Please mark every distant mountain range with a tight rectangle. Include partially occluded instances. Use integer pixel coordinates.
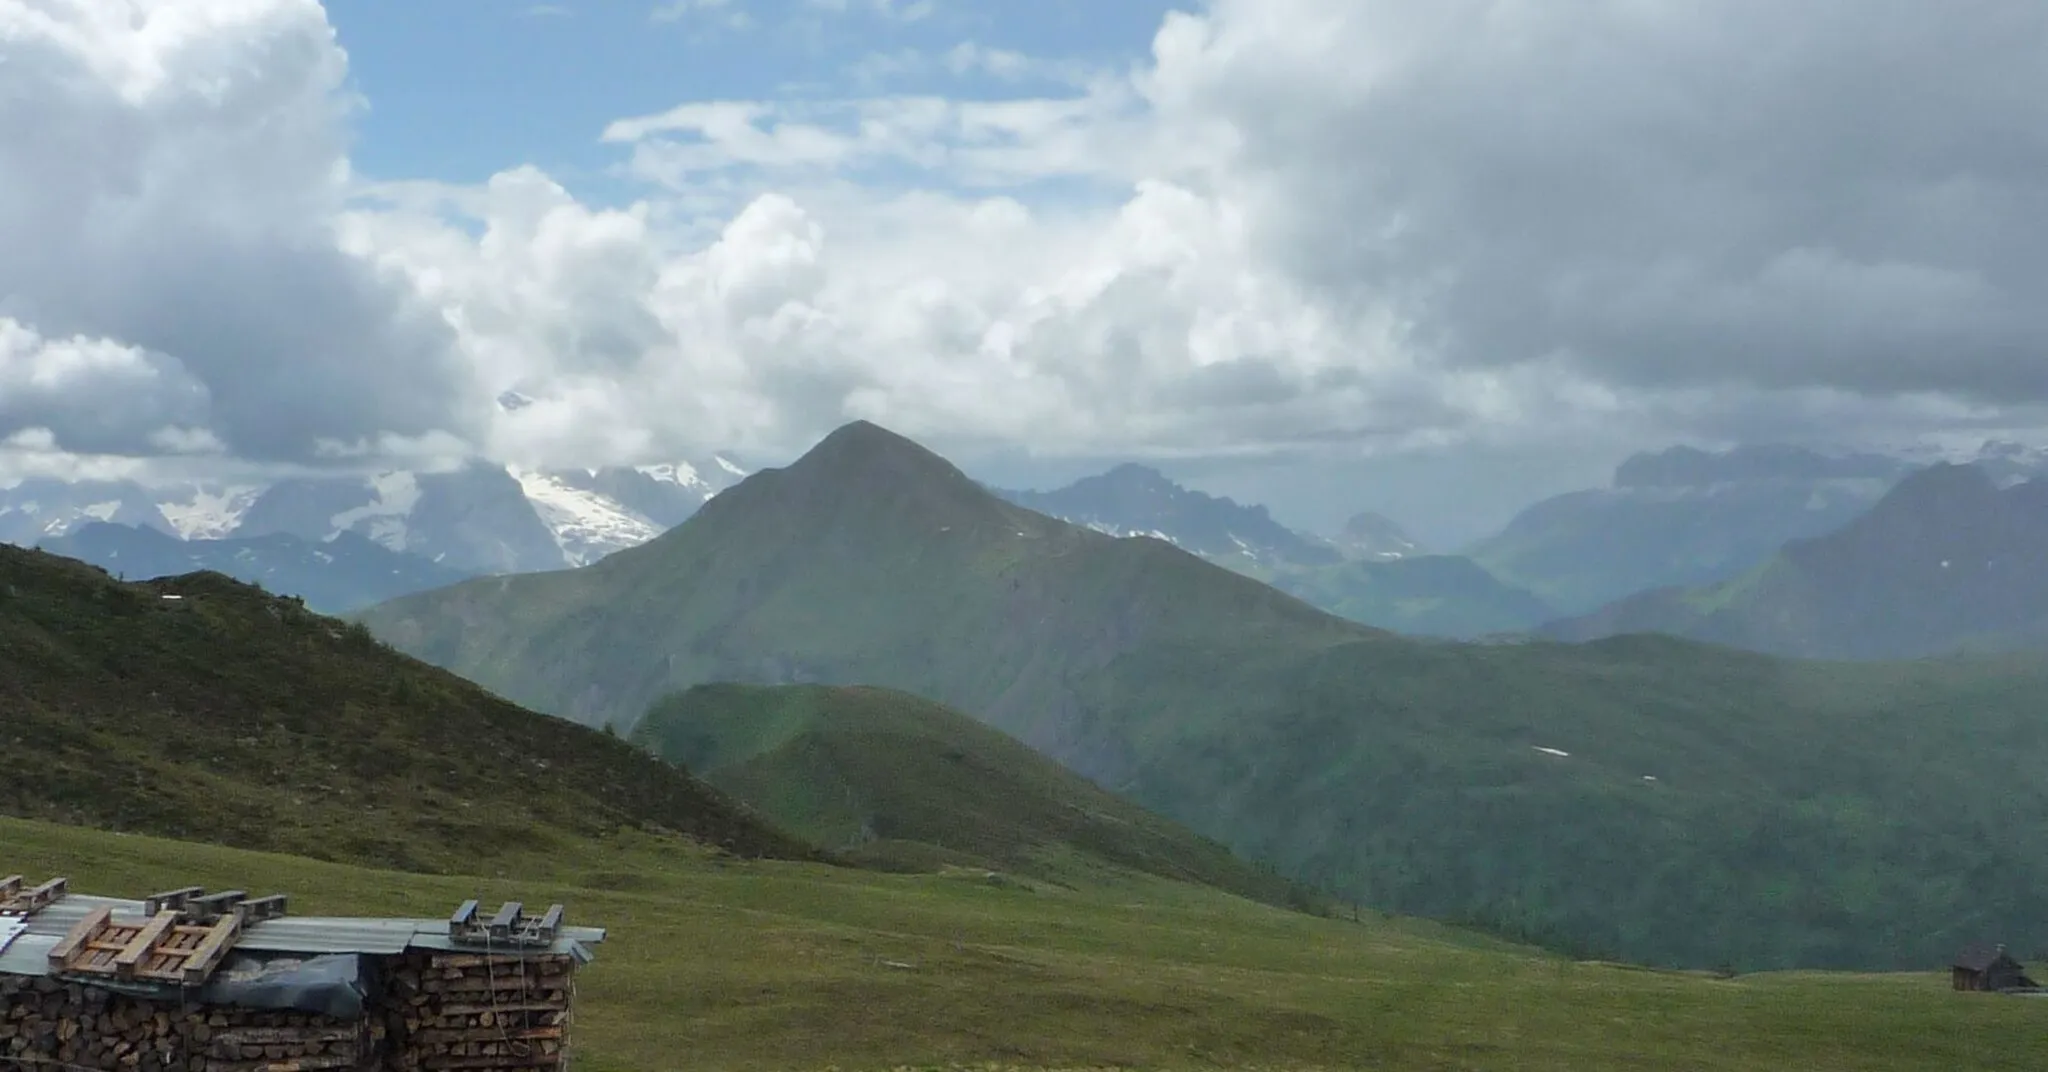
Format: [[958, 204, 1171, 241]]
[[1542, 463, 2048, 659], [1469, 441, 2048, 617], [39, 521, 474, 614], [996, 464, 1353, 569], [994, 465, 1549, 637], [358, 419, 2048, 971], [1468, 445, 1916, 615], [14, 436, 2048, 644], [0, 455, 748, 579]]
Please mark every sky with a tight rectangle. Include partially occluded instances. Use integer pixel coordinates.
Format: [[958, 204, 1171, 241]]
[[1, 1, 2044, 547]]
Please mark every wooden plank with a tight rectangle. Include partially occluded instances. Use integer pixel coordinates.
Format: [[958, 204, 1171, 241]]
[[211, 1026, 362, 1046], [429, 953, 568, 970], [207, 1056, 359, 1072], [134, 924, 215, 982], [237, 893, 289, 922], [46, 906, 110, 969], [425, 1004, 569, 1020], [180, 912, 243, 984], [488, 901, 525, 938], [113, 910, 180, 978], [189, 889, 247, 918], [145, 886, 205, 916], [414, 1025, 565, 1044], [0, 876, 21, 899]]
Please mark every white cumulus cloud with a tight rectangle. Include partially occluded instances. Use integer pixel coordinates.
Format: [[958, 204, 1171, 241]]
[[5, 0, 2046, 484]]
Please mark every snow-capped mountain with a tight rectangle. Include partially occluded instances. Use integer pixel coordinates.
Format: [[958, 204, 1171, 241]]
[[1, 455, 751, 576], [1333, 511, 1423, 560], [234, 456, 749, 573], [996, 463, 1346, 569], [0, 478, 263, 547], [509, 462, 735, 568]]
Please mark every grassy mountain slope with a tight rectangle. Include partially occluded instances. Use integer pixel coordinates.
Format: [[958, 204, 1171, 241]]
[[0, 544, 809, 871], [634, 683, 1309, 905], [363, 420, 1366, 756], [360, 421, 2048, 971], [14, 816, 2047, 1072], [1543, 464, 2048, 659], [1073, 632, 2048, 968], [1261, 553, 1554, 638]]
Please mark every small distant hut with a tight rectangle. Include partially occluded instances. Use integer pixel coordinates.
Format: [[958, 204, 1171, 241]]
[[1951, 944, 2036, 993], [0, 875, 604, 1071]]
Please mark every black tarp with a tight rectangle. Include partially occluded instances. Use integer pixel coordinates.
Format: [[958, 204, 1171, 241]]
[[201, 953, 371, 1019], [56, 952, 371, 1019]]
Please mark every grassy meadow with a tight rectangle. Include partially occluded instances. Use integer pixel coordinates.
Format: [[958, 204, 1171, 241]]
[[6, 816, 2041, 1072]]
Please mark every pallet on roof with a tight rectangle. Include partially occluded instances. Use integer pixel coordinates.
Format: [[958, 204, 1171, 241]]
[[0, 875, 69, 916], [448, 901, 567, 949], [3, 879, 599, 1072], [47, 886, 289, 986]]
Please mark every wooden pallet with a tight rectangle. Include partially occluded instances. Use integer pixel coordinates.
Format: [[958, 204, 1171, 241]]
[[447, 900, 565, 949], [0, 875, 69, 917], [46, 886, 289, 986]]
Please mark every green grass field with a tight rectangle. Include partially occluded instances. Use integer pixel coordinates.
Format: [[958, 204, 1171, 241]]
[[6, 816, 2040, 1072]]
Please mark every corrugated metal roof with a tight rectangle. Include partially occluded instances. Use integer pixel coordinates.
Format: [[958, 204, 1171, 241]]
[[0, 894, 605, 976], [240, 918, 424, 956], [0, 934, 56, 978], [0, 917, 29, 959], [19, 894, 138, 937]]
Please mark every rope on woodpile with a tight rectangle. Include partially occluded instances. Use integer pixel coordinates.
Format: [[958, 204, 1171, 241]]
[[481, 936, 532, 1061]]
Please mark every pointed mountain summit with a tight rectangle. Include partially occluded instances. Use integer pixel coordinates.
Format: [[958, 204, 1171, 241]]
[[697, 419, 1019, 541], [365, 419, 1365, 756]]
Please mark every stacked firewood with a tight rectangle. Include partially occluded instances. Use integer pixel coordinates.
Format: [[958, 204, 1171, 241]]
[[0, 974, 376, 1072], [384, 953, 573, 1072]]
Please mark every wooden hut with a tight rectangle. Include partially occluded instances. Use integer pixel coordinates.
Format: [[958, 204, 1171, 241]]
[[1951, 944, 2036, 993]]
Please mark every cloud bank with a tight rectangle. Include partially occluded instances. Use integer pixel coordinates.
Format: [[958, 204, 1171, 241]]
[[3, 0, 2044, 481]]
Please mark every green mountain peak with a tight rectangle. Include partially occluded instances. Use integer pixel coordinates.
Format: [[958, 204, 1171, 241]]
[[360, 426, 2048, 971]]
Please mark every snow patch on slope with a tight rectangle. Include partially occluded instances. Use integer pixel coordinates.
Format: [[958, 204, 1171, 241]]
[[635, 462, 714, 495], [158, 485, 262, 540], [329, 472, 421, 551], [715, 456, 748, 478], [1078, 519, 1184, 545], [512, 468, 663, 566]]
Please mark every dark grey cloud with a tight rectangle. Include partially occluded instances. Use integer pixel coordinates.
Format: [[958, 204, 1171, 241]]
[[1172, 0, 2048, 407]]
